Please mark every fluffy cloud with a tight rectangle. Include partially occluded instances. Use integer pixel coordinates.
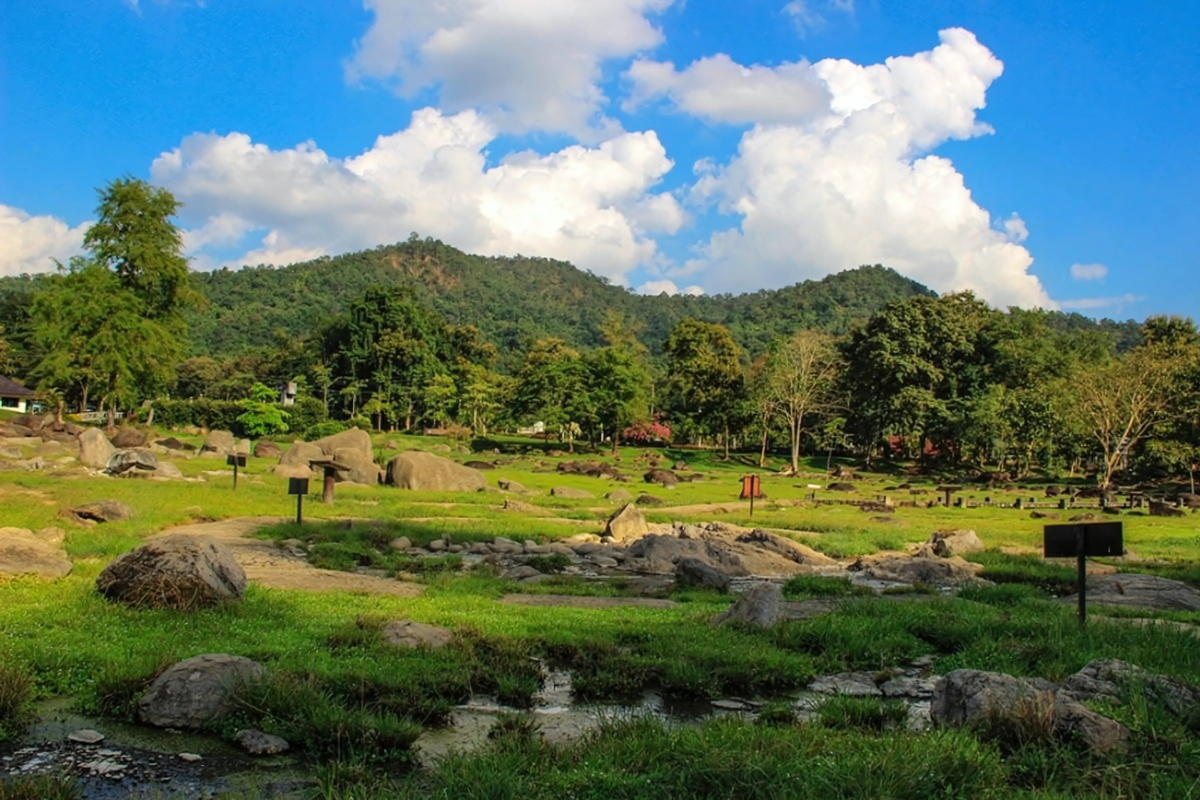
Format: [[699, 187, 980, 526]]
[[0, 205, 89, 277], [151, 108, 682, 283], [1070, 262, 1108, 281], [345, 0, 673, 138], [624, 54, 830, 125], [636, 279, 703, 296], [676, 29, 1051, 308]]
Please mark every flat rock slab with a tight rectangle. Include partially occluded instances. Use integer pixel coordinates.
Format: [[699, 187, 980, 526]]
[[1074, 573, 1200, 612], [148, 517, 423, 597], [499, 594, 678, 609]]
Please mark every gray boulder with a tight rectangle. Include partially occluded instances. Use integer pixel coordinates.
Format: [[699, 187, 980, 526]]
[[110, 426, 148, 448], [550, 486, 594, 499], [713, 582, 784, 627], [234, 729, 290, 755], [278, 440, 324, 469], [676, 557, 731, 591], [0, 527, 72, 578], [201, 430, 236, 456], [313, 427, 372, 458], [847, 553, 985, 587], [931, 669, 1129, 755], [606, 489, 633, 503], [386, 452, 487, 492], [333, 446, 382, 485], [78, 427, 117, 469], [603, 503, 648, 541], [253, 440, 282, 459], [920, 529, 985, 558], [68, 499, 133, 523], [138, 654, 263, 729], [1063, 658, 1200, 715], [380, 620, 453, 649], [96, 534, 247, 610], [106, 449, 159, 475], [1081, 574, 1200, 612], [643, 469, 677, 488]]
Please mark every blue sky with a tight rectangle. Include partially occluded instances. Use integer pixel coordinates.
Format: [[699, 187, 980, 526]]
[[2, 0, 1197, 319]]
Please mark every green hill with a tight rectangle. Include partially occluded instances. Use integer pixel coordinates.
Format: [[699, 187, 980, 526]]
[[0, 236, 1143, 363], [185, 237, 938, 359]]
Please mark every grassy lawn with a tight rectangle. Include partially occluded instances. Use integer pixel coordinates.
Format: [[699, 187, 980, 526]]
[[3, 433, 1200, 797]]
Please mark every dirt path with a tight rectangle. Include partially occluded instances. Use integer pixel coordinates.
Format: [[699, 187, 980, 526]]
[[149, 517, 423, 596]]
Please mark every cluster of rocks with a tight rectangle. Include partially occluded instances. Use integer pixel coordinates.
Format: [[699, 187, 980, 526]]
[[930, 658, 1200, 754]]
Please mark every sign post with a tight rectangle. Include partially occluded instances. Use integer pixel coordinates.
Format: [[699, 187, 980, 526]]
[[1043, 521, 1124, 625], [226, 454, 247, 490], [740, 474, 763, 516], [288, 478, 309, 524]]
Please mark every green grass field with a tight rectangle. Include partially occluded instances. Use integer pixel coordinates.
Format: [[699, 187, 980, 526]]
[[2, 431, 1200, 797]]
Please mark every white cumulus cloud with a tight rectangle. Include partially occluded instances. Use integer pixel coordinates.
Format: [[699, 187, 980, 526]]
[[624, 54, 831, 125], [783, 0, 855, 36], [674, 28, 1051, 308], [0, 205, 90, 277], [345, 0, 673, 139], [1058, 293, 1142, 311], [636, 279, 703, 296], [151, 108, 682, 284], [1070, 262, 1108, 281]]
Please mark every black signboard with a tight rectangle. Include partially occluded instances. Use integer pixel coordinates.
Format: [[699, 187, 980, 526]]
[[288, 478, 310, 495], [1043, 522, 1123, 558], [1043, 521, 1124, 625], [226, 454, 247, 468]]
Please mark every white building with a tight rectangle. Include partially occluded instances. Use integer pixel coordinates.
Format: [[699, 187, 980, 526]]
[[0, 376, 36, 414]]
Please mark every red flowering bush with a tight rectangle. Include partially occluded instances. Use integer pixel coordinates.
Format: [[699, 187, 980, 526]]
[[622, 416, 671, 445]]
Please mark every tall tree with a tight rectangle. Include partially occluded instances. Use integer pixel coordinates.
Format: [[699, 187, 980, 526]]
[[764, 330, 841, 472], [585, 345, 652, 455], [1070, 347, 1177, 486], [512, 339, 590, 452], [664, 319, 745, 457]]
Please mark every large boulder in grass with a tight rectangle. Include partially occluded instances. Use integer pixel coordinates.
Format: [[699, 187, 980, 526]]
[[386, 451, 487, 492], [713, 583, 784, 627], [333, 446, 383, 485], [314, 428, 373, 459], [1079, 574, 1200, 612], [1062, 659, 1200, 716], [932, 669, 1130, 755], [68, 499, 133, 523], [78, 427, 117, 469], [603, 503, 648, 542], [381, 620, 454, 649], [202, 430, 236, 456], [847, 553, 985, 587], [551, 486, 594, 499], [138, 654, 263, 729], [643, 469, 677, 488], [0, 527, 72, 578], [109, 426, 148, 448], [917, 529, 985, 559], [106, 449, 158, 475], [96, 535, 246, 610], [676, 557, 731, 592], [278, 441, 324, 469], [253, 440, 282, 459]]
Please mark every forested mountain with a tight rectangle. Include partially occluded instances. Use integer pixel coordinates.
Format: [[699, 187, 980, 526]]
[[1, 235, 1143, 364]]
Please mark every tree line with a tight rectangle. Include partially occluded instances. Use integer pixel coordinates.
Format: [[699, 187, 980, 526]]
[[1, 179, 1191, 487]]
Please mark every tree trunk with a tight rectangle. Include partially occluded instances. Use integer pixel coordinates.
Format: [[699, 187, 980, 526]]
[[80, 384, 89, 415], [790, 415, 803, 473], [723, 425, 730, 460], [758, 423, 769, 468]]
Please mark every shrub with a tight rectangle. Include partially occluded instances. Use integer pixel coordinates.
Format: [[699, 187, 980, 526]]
[[305, 420, 349, 440], [288, 395, 328, 435], [782, 575, 861, 598], [488, 711, 541, 742], [0, 775, 78, 800], [623, 415, 671, 445], [0, 664, 32, 742], [236, 382, 290, 437], [817, 696, 909, 732], [524, 554, 571, 574]]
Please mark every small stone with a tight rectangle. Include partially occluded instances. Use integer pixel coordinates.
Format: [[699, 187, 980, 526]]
[[389, 536, 412, 550], [711, 699, 750, 710], [178, 753, 202, 762], [68, 729, 105, 744], [428, 539, 448, 552], [234, 728, 290, 755], [503, 565, 542, 580]]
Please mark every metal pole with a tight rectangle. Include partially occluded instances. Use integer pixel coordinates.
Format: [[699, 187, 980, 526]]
[[296, 493, 303, 526], [750, 492, 754, 517], [233, 461, 239, 491], [1077, 525, 1087, 626]]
